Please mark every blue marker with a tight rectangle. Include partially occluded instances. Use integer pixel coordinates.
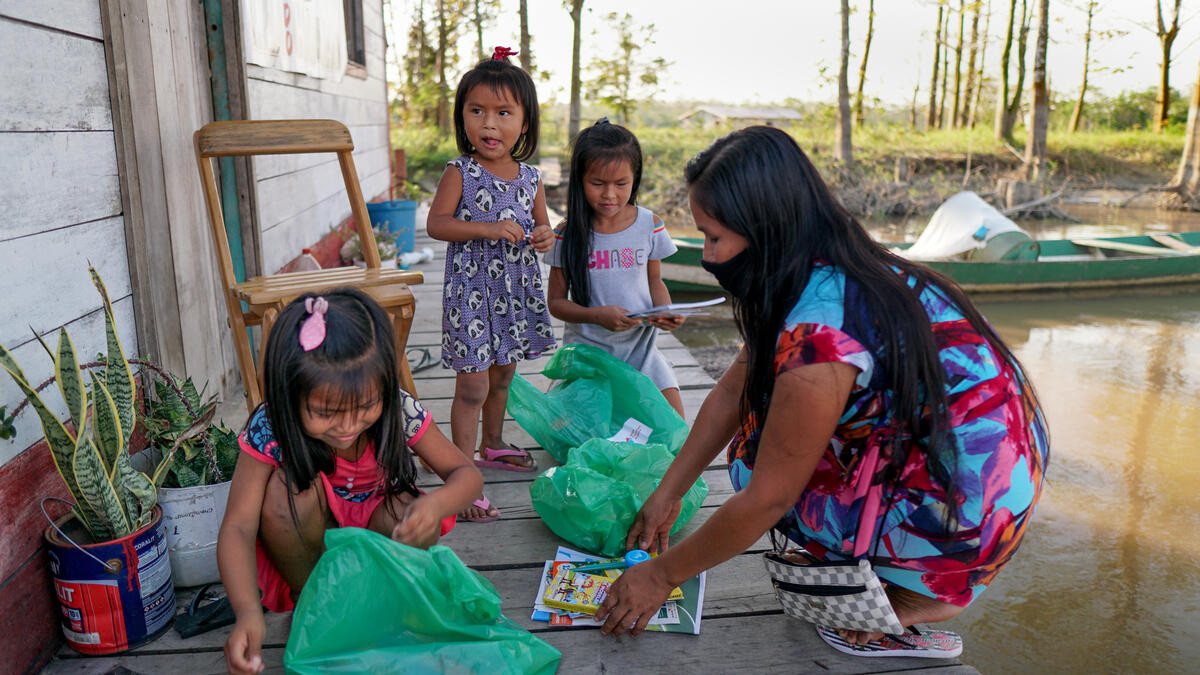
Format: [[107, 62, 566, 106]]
[[570, 549, 651, 573]]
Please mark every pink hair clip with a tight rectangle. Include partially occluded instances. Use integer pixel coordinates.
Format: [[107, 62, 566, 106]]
[[493, 46, 518, 60], [298, 296, 329, 351]]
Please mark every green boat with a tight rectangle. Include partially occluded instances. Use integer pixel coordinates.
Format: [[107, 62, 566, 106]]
[[662, 192, 1200, 295]]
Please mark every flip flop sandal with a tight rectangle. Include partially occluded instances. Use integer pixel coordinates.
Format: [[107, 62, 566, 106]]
[[175, 583, 236, 638], [462, 495, 500, 523], [407, 347, 437, 374], [474, 445, 537, 472], [815, 625, 963, 659]]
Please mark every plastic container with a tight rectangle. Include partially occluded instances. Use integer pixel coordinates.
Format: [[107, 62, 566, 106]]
[[158, 479, 232, 586], [294, 248, 322, 271], [366, 200, 417, 254]]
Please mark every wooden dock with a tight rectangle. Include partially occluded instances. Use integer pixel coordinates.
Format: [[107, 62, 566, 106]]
[[43, 228, 976, 673]]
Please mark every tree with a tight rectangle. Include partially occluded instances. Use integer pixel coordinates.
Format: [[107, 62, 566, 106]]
[[968, 0, 991, 128], [853, 0, 876, 128], [927, 2, 944, 130], [470, 0, 500, 63], [836, 0, 853, 162], [1068, 0, 1097, 133], [960, 0, 981, 127], [1024, 0, 1049, 182], [951, 0, 965, 128], [566, 0, 585, 143], [1167, 58, 1200, 204], [939, 7, 951, 127], [398, 0, 439, 126], [997, 0, 1031, 142], [1154, 0, 1183, 133], [519, 0, 531, 74], [586, 12, 670, 125]]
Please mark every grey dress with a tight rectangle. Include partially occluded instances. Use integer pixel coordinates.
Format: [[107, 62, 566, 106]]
[[545, 206, 679, 390]]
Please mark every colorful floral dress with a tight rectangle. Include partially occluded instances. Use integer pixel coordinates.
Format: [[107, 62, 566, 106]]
[[728, 263, 1049, 607], [440, 156, 556, 372]]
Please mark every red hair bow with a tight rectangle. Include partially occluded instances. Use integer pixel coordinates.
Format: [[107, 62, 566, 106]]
[[492, 46, 519, 60]]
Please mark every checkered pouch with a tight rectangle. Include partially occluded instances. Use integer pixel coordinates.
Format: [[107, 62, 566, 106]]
[[762, 551, 905, 635]]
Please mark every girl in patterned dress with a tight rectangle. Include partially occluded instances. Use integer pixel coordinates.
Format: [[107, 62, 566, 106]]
[[428, 47, 556, 522], [217, 289, 483, 674], [596, 127, 1048, 658]]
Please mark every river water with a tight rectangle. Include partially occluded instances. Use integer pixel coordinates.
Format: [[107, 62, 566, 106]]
[[670, 205, 1200, 672]]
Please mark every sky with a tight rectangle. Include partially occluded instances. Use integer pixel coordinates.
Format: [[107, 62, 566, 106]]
[[389, 0, 1200, 107]]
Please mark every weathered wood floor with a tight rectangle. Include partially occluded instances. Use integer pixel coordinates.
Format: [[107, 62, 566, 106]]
[[43, 228, 976, 674]]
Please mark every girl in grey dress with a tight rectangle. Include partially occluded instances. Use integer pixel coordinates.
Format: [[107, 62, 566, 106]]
[[546, 119, 685, 417]]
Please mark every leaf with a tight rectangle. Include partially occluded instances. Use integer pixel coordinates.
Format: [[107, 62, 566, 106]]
[[55, 329, 87, 435], [169, 459, 204, 489], [73, 432, 127, 540], [0, 342, 99, 535], [90, 266, 136, 449], [88, 372, 121, 480], [115, 450, 157, 529]]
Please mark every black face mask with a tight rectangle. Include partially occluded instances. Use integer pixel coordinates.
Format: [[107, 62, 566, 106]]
[[700, 248, 754, 297]]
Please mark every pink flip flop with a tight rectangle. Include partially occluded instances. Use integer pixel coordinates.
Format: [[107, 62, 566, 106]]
[[462, 495, 500, 523], [474, 445, 537, 472]]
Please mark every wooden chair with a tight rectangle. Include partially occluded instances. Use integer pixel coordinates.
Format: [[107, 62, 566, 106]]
[[194, 119, 424, 412]]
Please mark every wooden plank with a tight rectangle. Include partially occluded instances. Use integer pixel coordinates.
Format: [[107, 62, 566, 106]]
[[0, 445, 72, 582], [0, 0, 105, 39], [0, 552, 62, 675], [1070, 238, 1187, 257], [254, 146, 389, 230], [245, 76, 386, 128], [1149, 233, 1200, 254], [0, 132, 122, 240], [44, 648, 287, 673], [195, 119, 353, 157], [0, 216, 132, 348], [0, 20, 112, 132], [250, 123, 386, 182]]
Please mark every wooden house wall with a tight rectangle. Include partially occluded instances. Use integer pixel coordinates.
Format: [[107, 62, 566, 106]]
[[246, 0, 391, 274]]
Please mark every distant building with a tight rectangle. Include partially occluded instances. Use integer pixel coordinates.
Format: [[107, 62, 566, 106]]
[[678, 105, 804, 129]]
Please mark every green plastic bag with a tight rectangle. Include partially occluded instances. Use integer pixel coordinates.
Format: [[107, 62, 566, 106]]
[[284, 528, 561, 674], [529, 438, 708, 557], [507, 343, 690, 462]]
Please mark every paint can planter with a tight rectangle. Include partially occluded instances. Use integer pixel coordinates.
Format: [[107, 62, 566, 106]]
[[157, 479, 232, 586], [44, 504, 175, 655], [366, 200, 417, 254]]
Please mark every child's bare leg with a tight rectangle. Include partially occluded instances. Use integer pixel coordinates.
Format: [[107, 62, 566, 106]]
[[837, 585, 964, 645], [479, 362, 532, 468], [258, 469, 334, 602], [450, 370, 495, 519], [661, 387, 685, 418], [366, 491, 440, 547]]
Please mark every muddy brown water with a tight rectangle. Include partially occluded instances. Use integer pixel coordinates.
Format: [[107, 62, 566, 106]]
[[670, 205, 1200, 672]]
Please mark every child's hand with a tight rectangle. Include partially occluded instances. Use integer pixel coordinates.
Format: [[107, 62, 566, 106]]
[[485, 220, 526, 243], [647, 314, 685, 331], [529, 224, 554, 252], [224, 614, 266, 674], [594, 306, 643, 332], [391, 495, 442, 549]]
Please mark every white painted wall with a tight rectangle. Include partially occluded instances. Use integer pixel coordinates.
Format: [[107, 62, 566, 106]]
[[0, 1, 139, 466], [245, 0, 391, 273]]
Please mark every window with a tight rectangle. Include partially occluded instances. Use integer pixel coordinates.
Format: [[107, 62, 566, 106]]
[[343, 0, 365, 67]]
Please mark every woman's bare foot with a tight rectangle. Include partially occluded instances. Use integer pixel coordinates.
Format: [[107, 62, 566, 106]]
[[837, 585, 963, 645]]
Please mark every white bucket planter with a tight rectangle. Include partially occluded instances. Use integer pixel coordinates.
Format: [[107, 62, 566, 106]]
[[131, 450, 232, 587], [158, 479, 231, 587]]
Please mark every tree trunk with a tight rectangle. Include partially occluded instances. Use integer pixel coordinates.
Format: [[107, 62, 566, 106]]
[[911, 64, 921, 130], [961, 0, 981, 127], [939, 7, 951, 128], [568, 0, 584, 143], [969, 0, 991, 128], [519, 0, 531, 73], [435, 0, 450, 132], [1024, 0, 1049, 183], [994, 0, 1016, 140], [836, 0, 854, 163], [1067, 0, 1094, 133], [473, 0, 484, 62], [853, 0, 875, 128], [927, 3, 944, 130], [951, 1, 965, 128], [1001, 0, 1030, 141], [1169, 58, 1200, 200], [1154, 0, 1182, 134]]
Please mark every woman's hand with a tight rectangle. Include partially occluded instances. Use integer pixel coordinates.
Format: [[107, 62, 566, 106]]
[[529, 224, 554, 252], [594, 559, 674, 636], [485, 220, 526, 243], [391, 494, 442, 549], [224, 613, 266, 674], [625, 489, 683, 553], [646, 314, 685, 331], [594, 306, 642, 331]]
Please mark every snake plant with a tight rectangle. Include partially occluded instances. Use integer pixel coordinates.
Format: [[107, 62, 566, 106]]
[[0, 267, 157, 542]]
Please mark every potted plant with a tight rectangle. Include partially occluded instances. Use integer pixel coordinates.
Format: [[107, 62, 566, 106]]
[[340, 223, 400, 268], [0, 267, 175, 655], [133, 371, 238, 587]]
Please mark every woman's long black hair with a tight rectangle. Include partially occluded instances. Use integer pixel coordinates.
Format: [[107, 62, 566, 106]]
[[258, 288, 418, 528], [561, 119, 643, 307], [686, 126, 1042, 530]]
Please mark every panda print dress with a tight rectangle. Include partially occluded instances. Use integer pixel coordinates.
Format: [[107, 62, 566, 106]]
[[440, 156, 557, 372]]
